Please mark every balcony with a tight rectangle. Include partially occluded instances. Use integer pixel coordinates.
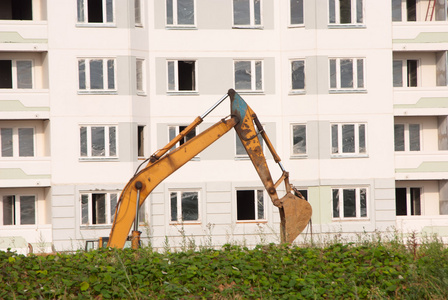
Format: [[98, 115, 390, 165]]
[[0, 89, 49, 119], [0, 158, 51, 187], [396, 216, 448, 241], [395, 152, 448, 180], [394, 87, 448, 116]]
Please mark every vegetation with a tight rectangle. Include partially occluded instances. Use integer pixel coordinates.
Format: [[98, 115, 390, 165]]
[[1, 236, 447, 299]]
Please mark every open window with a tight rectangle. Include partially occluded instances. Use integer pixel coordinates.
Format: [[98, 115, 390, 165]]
[[392, 0, 447, 22], [137, 125, 144, 158], [0, 0, 32, 20], [81, 192, 118, 225], [1, 195, 36, 225], [393, 59, 418, 87], [329, 0, 364, 26], [167, 60, 196, 92], [395, 187, 421, 216], [77, 0, 114, 24], [236, 189, 265, 221], [0, 60, 33, 89]]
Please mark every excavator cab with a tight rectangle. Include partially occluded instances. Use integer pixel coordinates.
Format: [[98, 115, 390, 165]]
[[105, 89, 312, 249]]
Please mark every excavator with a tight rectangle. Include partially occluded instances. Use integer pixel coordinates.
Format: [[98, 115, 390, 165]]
[[91, 89, 312, 250]]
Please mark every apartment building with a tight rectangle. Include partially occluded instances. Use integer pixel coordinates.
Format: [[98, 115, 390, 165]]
[[0, 0, 446, 253]]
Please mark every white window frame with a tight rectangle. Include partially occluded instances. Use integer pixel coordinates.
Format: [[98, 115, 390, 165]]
[[332, 187, 368, 220], [329, 57, 365, 92], [291, 124, 307, 157], [0, 126, 35, 158], [166, 59, 197, 93], [79, 125, 118, 159], [236, 189, 266, 222], [165, 0, 196, 28], [328, 0, 364, 27], [0, 194, 36, 226], [232, 0, 263, 28], [290, 59, 305, 93], [136, 58, 146, 94], [80, 192, 119, 226], [394, 123, 421, 152], [395, 187, 422, 216], [78, 58, 117, 94], [393, 59, 419, 88], [77, 0, 115, 26], [169, 190, 200, 223], [234, 60, 264, 93], [0, 59, 34, 89], [289, 0, 304, 27], [331, 123, 367, 157]]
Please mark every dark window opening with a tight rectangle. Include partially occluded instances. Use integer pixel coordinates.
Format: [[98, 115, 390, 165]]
[[395, 188, 407, 216], [0, 0, 32, 20], [138, 126, 144, 157], [88, 0, 103, 23], [3, 196, 15, 225], [178, 61, 195, 91], [339, 0, 352, 24], [407, 60, 418, 87], [406, 0, 416, 21], [237, 190, 256, 220], [410, 188, 421, 215], [92, 193, 106, 224], [0, 60, 12, 89]]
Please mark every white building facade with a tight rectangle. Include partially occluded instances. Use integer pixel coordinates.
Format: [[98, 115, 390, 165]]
[[0, 0, 447, 253]]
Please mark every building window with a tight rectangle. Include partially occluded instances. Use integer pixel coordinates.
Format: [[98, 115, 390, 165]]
[[0, 60, 33, 89], [234, 60, 263, 92], [167, 60, 196, 92], [236, 189, 265, 221], [233, 0, 262, 27], [81, 192, 118, 225], [394, 123, 420, 152], [235, 126, 264, 158], [169, 125, 196, 151], [135, 0, 142, 26], [80, 125, 117, 158], [138, 125, 145, 157], [170, 191, 199, 222], [1, 195, 36, 226], [166, 0, 195, 27], [393, 0, 447, 22], [77, 0, 114, 24], [0, 127, 34, 157], [395, 187, 421, 216], [78, 58, 116, 92], [0, 0, 32, 20], [332, 187, 367, 219], [291, 60, 305, 92], [291, 124, 306, 156], [290, 0, 304, 25], [331, 123, 367, 156], [329, 58, 365, 91], [329, 0, 364, 25], [393, 60, 418, 87], [136, 58, 145, 93]]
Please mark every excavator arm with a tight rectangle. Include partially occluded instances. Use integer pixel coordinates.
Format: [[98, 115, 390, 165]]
[[107, 89, 311, 249]]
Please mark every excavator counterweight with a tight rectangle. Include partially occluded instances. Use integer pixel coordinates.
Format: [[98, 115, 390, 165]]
[[105, 89, 312, 249]]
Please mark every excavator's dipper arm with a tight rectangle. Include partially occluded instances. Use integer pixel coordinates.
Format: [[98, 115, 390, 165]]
[[107, 89, 311, 248]]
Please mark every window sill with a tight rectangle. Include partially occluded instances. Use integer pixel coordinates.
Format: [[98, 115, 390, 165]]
[[76, 23, 116, 28], [289, 90, 306, 95], [236, 220, 267, 224], [234, 90, 264, 95], [329, 89, 367, 94], [235, 156, 250, 161], [136, 91, 147, 96], [331, 154, 369, 159], [290, 155, 308, 159], [79, 157, 119, 162], [80, 225, 112, 230], [332, 218, 369, 222], [170, 221, 201, 225], [288, 24, 305, 28], [328, 24, 366, 29], [232, 25, 264, 29], [167, 91, 199, 96], [78, 90, 118, 95], [165, 25, 197, 30]]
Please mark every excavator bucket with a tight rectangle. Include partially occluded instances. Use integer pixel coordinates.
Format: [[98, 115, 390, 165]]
[[279, 193, 312, 244]]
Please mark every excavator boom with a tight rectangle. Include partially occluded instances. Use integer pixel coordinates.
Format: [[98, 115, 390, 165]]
[[107, 90, 311, 248]]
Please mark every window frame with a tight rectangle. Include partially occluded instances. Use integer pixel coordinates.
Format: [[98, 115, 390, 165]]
[[79, 124, 118, 160], [80, 192, 119, 226], [289, 0, 304, 27], [332, 187, 368, 220], [328, 0, 365, 27], [165, 0, 196, 28], [395, 187, 422, 216], [393, 59, 419, 88], [394, 123, 421, 152], [1, 194, 36, 226], [136, 58, 146, 95], [166, 59, 198, 94], [233, 59, 264, 93], [329, 57, 366, 92], [137, 125, 145, 158], [331, 123, 368, 157], [236, 189, 266, 222], [291, 123, 307, 157], [232, 0, 263, 28], [0, 59, 34, 90], [290, 59, 305, 94], [169, 190, 201, 224], [78, 58, 117, 94], [0, 126, 35, 158], [234, 125, 265, 159], [77, 0, 115, 26]]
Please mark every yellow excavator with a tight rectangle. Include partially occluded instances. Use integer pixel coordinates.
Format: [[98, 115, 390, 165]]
[[93, 89, 311, 249]]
